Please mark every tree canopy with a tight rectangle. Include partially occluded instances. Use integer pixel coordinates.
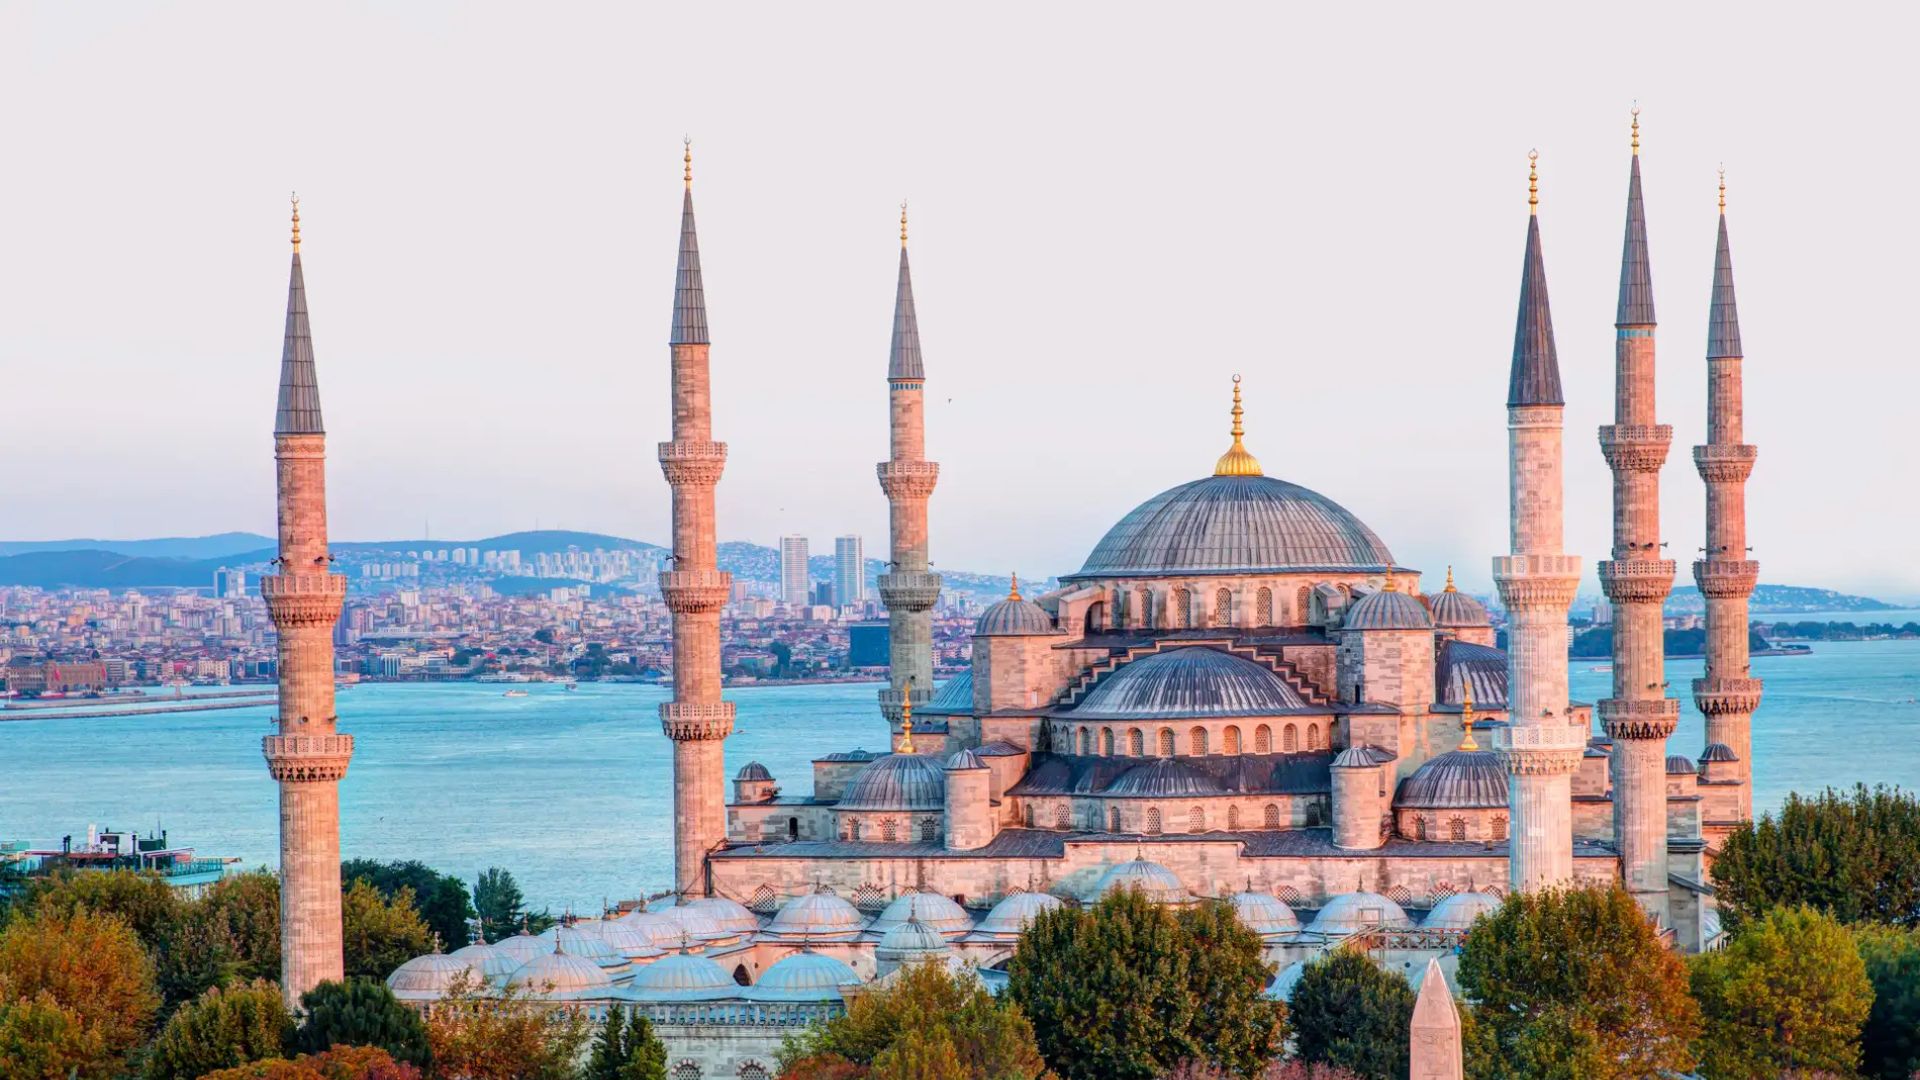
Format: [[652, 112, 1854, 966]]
[[143, 980, 294, 1080], [293, 979, 430, 1067], [422, 970, 590, 1080], [1712, 784, 1920, 931], [0, 905, 161, 1079], [585, 1007, 668, 1080], [341, 860, 473, 950], [473, 867, 554, 943], [340, 882, 433, 981], [1286, 950, 1414, 1080], [779, 960, 1046, 1080], [1689, 905, 1872, 1079], [1853, 924, 1920, 1080]]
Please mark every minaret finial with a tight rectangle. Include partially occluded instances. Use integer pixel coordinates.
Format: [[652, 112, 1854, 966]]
[[899, 679, 915, 753], [1444, 566, 1456, 592], [900, 201, 909, 247], [1213, 375, 1263, 476], [1008, 573, 1021, 602], [1528, 150, 1539, 215], [683, 136, 692, 188], [1383, 568, 1398, 592], [1718, 165, 1726, 214], [1631, 104, 1641, 156], [290, 192, 301, 253], [1460, 684, 1479, 751]]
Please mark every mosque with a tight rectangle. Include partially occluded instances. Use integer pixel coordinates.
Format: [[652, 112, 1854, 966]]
[[256, 120, 1763, 1077]]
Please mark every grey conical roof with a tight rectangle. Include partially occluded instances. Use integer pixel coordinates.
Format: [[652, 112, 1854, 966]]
[[274, 253, 324, 435], [1507, 215, 1563, 406], [888, 245, 923, 381], [670, 188, 709, 345], [1707, 213, 1743, 359], [1616, 155, 1656, 326]]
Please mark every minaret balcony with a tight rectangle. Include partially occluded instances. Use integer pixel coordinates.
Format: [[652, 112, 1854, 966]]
[[1692, 677, 1763, 716], [1598, 697, 1681, 740], [1596, 559, 1676, 604], [660, 569, 732, 613], [1598, 424, 1673, 473], [1692, 560, 1760, 598], [1491, 555, 1581, 609], [876, 460, 940, 500], [657, 441, 728, 487], [1692, 444, 1757, 483], [1494, 723, 1586, 774], [261, 572, 348, 626], [660, 701, 736, 741], [877, 571, 942, 610], [262, 733, 354, 783]]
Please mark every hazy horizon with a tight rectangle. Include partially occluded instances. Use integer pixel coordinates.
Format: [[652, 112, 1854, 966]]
[[3, 4, 1913, 597]]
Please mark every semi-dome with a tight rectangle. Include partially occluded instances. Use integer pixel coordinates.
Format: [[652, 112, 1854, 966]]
[[1343, 583, 1433, 631], [745, 951, 863, 1001], [1330, 746, 1385, 769], [448, 940, 521, 984], [767, 891, 868, 938], [735, 761, 773, 781], [1105, 758, 1226, 798], [1436, 640, 1509, 708], [919, 672, 975, 716], [869, 892, 972, 937], [683, 897, 761, 936], [492, 932, 548, 966], [386, 953, 481, 1002], [508, 948, 614, 999], [835, 753, 947, 811], [574, 918, 666, 961], [616, 910, 688, 948], [1666, 754, 1698, 776], [1306, 891, 1415, 935], [974, 891, 1065, 936], [1065, 473, 1396, 580], [1095, 857, 1190, 904], [627, 951, 735, 1001], [1429, 571, 1492, 628], [1395, 750, 1507, 809], [976, 581, 1058, 636], [1424, 891, 1501, 931], [1230, 891, 1303, 938], [1065, 646, 1317, 720]]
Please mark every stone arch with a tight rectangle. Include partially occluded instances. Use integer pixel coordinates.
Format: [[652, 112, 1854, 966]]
[[1256, 586, 1274, 626], [1158, 728, 1175, 757], [1084, 602, 1104, 635], [1101, 728, 1115, 755], [1129, 728, 1145, 756], [1227, 805, 1241, 830], [1224, 726, 1242, 754], [1264, 803, 1281, 828], [1283, 724, 1299, 753], [1214, 587, 1232, 626], [1188, 806, 1205, 833], [1189, 726, 1208, 755], [1255, 725, 1272, 753], [1145, 807, 1163, 834]]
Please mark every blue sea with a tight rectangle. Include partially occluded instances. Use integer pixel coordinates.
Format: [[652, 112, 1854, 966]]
[[3, 640, 1917, 911]]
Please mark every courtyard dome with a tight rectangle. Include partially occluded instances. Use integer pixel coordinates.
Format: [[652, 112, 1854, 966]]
[[659, 906, 729, 942], [870, 892, 973, 937], [745, 951, 863, 1002], [508, 947, 614, 1000], [767, 891, 868, 938], [735, 762, 773, 781], [616, 910, 688, 948], [548, 925, 631, 980], [386, 954, 480, 1002], [683, 897, 761, 936], [1306, 891, 1415, 936], [1267, 961, 1306, 1002], [1095, 857, 1190, 904], [1065, 474, 1396, 581], [976, 578, 1058, 636], [627, 951, 735, 1001], [974, 891, 1065, 936], [877, 917, 953, 961], [1343, 582, 1432, 631], [492, 932, 548, 966], [1395, 750, 1507, 810], [448, 940, 520, 984], [574, 918, 666, 961], [1066, 646, 1315, 720], [1423, 891, 1501, 931], [1429, 569, 1491, 628], [1230, 891, 1303, 938], [835, 753, 946, 811]]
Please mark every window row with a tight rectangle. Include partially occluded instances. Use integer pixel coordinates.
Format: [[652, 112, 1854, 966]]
[[1058, 721, 1328, 757]]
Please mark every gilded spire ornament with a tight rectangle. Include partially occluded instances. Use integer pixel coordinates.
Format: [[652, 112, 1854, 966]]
[[1213, 375, 1263, 476], [683, 136, 693, 187], [899, 682, 915, 753], [1444, 565, 1457, 592], [1460, 684, 1479, 751], [1528, 150, 1539, 214], [1383, 568, 1398, 592], [1718, 165, 1726, 213], [290, 192, 301, 252], [1008, 572, 1021, 601], [1631, 104, 1641, 156], [900, 200, 909, 247]]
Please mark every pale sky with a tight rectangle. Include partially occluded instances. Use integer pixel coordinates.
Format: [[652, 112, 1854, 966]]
[[1, 3, 1912, 598]]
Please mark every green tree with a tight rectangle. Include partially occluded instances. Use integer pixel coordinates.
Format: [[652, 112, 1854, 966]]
[[1852, 924, 1920, 1080], [205, 870, 285, 982], [154, 899, 244, 1008], [292, 978, 430, 1067], [0, 993, 106, 1080], [143, 980, 294, 1080], [423, 970, 590, 1080], [1712, 784, 1920, 931], [341, 860, 473, 950], [1287, 951, 1414, 1080], [1178, 899, 1288, 1077], [473, 868, 553, 943], [585, 1008, 668, 1080], [1456, 885, 1698, 1080], [341, 881, 432, 980], [0, 906, 161, 1078], [1690, 905, 1872, 1079], [780, 961, 1046, 1080], [18, 868, 182, 946]]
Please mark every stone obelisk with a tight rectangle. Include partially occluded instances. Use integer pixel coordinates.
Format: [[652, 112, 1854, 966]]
[[1409, 958, 1463, 1080]]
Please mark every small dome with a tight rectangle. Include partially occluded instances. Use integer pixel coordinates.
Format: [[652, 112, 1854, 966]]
[[1106, 759, 1225, 798], [1267, 961, 1306, 1002], [1666, 754, 1698, 776], [976, 582, 1058, 636], [1066, 646, 1316, 720], [835, 753, 947, 811], [573, 919, 666, 961], [659, 906, 728, 942], [975, 740, 1027, 757], [919, 672, 975, 716], [745, 951, 863, 1001], [736, 762, 773, 781], [682, 897, 760, 936], [877, 917, 953, 961], [1424, 891, 1501, 931], [1306, 892, 1415, 935], [1395, 750, 1507, 810], [508, 948, 614, 999], [448, 940, 520, 984], [386, 954, 481, 1001], [1095, 857, 1189, 904], [1699, 742, 1739, 763], [768, 891, 869, 938], [944, 748, 986, 771], [1343, 586, 1433, 631], [1230, 891, 1302, 938], [551, 925, 631, 979], [974, 891, 1065, 936], [1429, 574, 1492, 629], [627, 951, 735, 1001], [870, 892, 972, 937], [616, 910, 688, 948], [816, 749, 884, 763], [1330, 746, 1383, 769], [492, 932, 548, 966]]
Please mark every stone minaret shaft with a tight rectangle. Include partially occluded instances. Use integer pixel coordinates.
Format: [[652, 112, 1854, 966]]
[[658, 149, 733, 898], [261, 197, 352, 1007], [876, 207, 940, 741], [1494, 155, 1584, 894], [1597, 124, 1679, 917], [1692, 176, 1760, 822]]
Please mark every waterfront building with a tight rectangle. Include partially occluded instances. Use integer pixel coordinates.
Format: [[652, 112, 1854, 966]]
[[779, 536, 810, 608], [835, 535, 866, 607]]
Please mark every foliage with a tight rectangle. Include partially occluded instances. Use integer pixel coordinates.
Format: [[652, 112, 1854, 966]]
[[1853, 924, 1920, 1080], [293, 979, 431, 1067], [1286, 950, 1414, 1080], [144, 979, 294, 1080], [585, 1007, 668, 1080], [17, 868, 184, 945], [0, 992, 108, 1080], [780, 961, 1048, 1080], [197, 1044, 423, 1079], [0, 905, 161, 1078], [473, 868, 554, 943], [1455, 885, 1699, 1080], [207, 870, 287, 982], [341, 881, 433, 980], [1690, 906, 1872, 1079], [154, 898, 246, 1007], [423, 970, 591, 1080], [1160, 1063, 1364, 1080], [1712, 784, 1920, 931], [1006, 889, 1281, 1080], [341, 860, 474, 950]]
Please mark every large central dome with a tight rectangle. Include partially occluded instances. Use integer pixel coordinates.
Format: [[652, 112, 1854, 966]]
[[1066, 473, 1396, 580]]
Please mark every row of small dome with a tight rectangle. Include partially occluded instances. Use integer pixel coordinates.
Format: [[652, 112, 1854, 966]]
[[970, 579, 1493, 638]]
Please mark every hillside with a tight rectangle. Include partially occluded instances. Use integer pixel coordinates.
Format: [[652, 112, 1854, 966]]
[[0, 532, 273, 560], [1664, 583, 1893, 615]]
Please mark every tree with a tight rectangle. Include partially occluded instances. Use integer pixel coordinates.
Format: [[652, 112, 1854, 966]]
[[341, 860, 473, 950], [144, 980, 294, 1080], [0, 993, 106, 1080], [17, 868, 182, 946], [585, 1008, 668, 1080], [473, 868, 553, 943], [1007, 890, 1281, 1080], [780, 961, 1046, 1080], [1456, 885, 1699, 1080], [1852, 924, 1920, 1080], [1689, 906, 1872, 1079], [1287, 951, 1414, 1080], [423, 970, 591, 1080], [196, 1044, 423, 1079], [1712, 784, 1920, 931], [205, 870, 286, 982], [292, 979, 430, 1067], [341, 881, 432, 980], [154, 899, 245, 1008], [0, 906, 161, 1078]]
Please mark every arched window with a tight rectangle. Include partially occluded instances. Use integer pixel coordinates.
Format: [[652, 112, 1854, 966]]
[[1084, 603, 1104, 635], [1189, 806, 1205, 833], [1137, 587, 1153, 627], [1145, 807, 1163, 834], [1256, 586, 1274, 626], [788, 817, 799, 841], [881, 818, 898, 842], [1297, 585, 1312, 622], [1227, 805, 1241, 830], [738, 1065, 770, 1080], [1024, 804, 1035, 827], [1224, 726, 1242, 754], [1109, 805, 1123, 832], [920, 818, 938, 843], [1158, 728, 1175, 757], [1189, 727, 1208, 755], [849, 820, 862, 840], [1305, 802, 1324, 826], [673, 1062, 702, 1080], [1129, 728, 1145, 756], [1101, 728, 1115, 755], [1255, 725, 1272, 753], [1110, 588, 1125, 629], [1264, 803, 1281, 828], [1169, 588, 1189, 629], [1493, 816, 1509, 841], [1307, 723, 1322, 751], [1214, 587, 1232, 625], [1076, 728, 1088, 755], [1415, 817, 1429, 841], [1283, 724, 1299, 753], [1054, 804, 1070, 830], [1448, 818, 1467, 842]]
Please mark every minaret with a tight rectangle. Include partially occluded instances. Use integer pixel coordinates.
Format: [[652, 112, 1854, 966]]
[[1493, 153, 1585, 894], [877, 203, 941, 746], [1597, 110, 1680, 919], [261, 194, 353, 1006], [658, 142, 734, 898], [1692, 168, 1760, 822]]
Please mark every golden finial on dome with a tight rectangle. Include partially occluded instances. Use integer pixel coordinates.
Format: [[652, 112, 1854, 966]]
[[1460, 684, 1479, 751], [1718, 165, 1726, 214], [1631, 103, 1641, 156], [1213, 374, 1264, 477], [1528, 150, 1539, 215], [1444, 565, 1457, 593], [1382, 568, 1398, 593], [900, 201, 909, 247], [899, 681, 915, 753], [683, 136, 693, 188], [1008, 572, 1021, 602], [290, 192, 301, 252]]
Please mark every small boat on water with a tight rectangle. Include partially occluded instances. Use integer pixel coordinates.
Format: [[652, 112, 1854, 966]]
[[564, 681, 580, 691], [502, 690, 529, 698]]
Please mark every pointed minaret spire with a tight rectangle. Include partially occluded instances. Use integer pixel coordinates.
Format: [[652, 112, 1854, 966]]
[[1617, 108, 1657, 326], [888, 202, 923, 381], [1708, 169, 1743, 358], [1508, 152, 1563, 407], [275, 193, 324, 435], [670, 138, 709, 346]]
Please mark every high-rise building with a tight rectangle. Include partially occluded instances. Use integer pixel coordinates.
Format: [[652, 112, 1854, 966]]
[[779, 536, 810, 607], [835, 535, 865, 606], [215, 566, 247, 599]]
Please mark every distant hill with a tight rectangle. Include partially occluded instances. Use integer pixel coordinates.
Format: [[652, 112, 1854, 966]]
[[0, 532, 273, 560], [1665, 584, 1894, 615], [336, 530, 664, 557], [0, 550, 231, 589]]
